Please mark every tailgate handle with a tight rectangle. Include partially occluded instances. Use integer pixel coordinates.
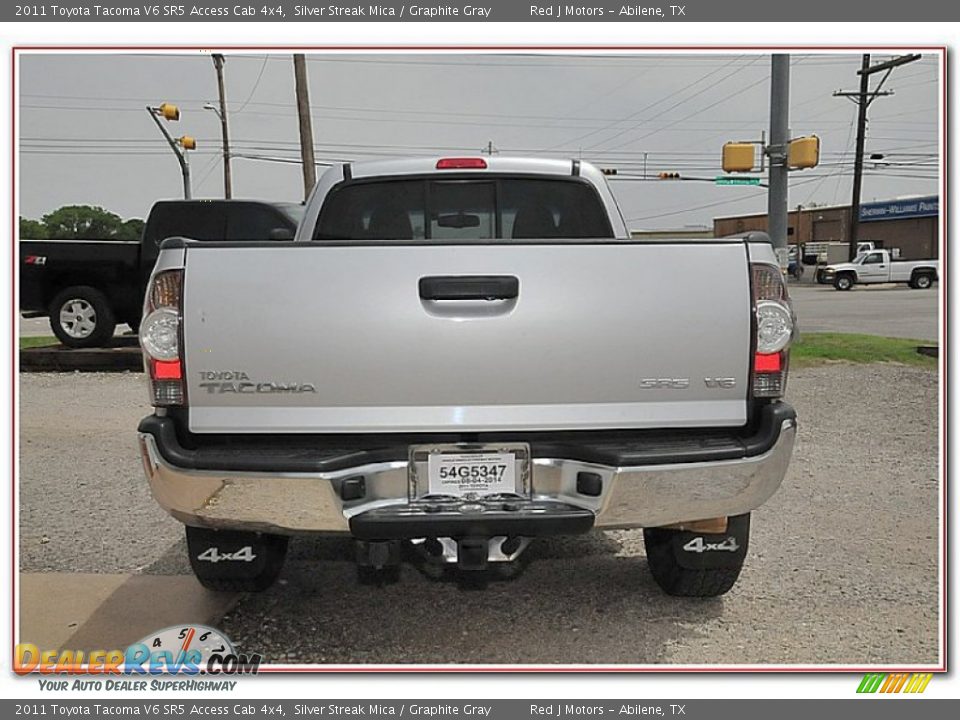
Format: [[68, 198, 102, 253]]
[[419, 275, 519, 301]]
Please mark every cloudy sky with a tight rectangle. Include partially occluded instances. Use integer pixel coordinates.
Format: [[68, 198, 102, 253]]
[[18, 51, 939, 229]]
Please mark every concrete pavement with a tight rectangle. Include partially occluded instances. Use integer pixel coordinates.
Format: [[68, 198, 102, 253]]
[[788, 282, 939, 341]]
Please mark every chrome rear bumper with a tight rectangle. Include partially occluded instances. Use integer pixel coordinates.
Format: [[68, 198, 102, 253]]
[[137, 417, 796, 535]]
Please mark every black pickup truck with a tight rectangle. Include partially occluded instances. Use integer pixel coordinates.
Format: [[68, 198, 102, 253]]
[[20, 199, 303, 347]]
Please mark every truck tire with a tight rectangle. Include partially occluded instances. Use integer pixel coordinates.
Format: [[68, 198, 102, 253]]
[[643, 514, 750, 597], [186, 526, 288, 592], [911, 272, 934, 290], [48, 286, 117, 348], [833, 274, 854, 291]]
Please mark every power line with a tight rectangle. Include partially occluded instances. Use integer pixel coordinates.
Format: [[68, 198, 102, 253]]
[[586, 57, 764, 151], [834, 52, 922, 259], [18, 92, 940, 127], [600, 72, 771, 152], [827, 114, 859, 204], [233, 56, 269, 113], [543, 56, 748, 152], [621, 171, 924, 225]]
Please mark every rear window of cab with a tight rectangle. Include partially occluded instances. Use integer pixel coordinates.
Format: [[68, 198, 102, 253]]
[[314, 177, 614, 242]]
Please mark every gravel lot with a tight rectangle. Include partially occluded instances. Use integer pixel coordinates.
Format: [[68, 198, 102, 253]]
[[19, 372, 182, 573], [19, 364, 939, 665]]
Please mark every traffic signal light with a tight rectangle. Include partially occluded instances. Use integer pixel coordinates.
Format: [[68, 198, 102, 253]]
[[601, 168, 618, 176], [158, 103, 180, 121], [788, 135, 820, 169], [722, 142, 756, 172], [658, 172, 681, 180]]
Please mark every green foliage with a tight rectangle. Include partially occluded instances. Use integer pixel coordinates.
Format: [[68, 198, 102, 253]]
[[19, 217, 47, 239], [19, 205, 145, 241], [120, 218, 146, 240], [42, 205, 126, 240]]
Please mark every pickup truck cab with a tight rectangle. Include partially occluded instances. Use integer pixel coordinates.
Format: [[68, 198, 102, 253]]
[[20, 199, 302, 347], [821, 249, 938, 291], [136, 157, 797, 597]]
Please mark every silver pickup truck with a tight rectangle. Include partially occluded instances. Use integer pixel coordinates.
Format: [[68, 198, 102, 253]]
[[137, 157, 797, 597]]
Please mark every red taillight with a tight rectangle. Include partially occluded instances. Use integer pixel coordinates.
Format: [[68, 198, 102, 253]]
[[152, 359, 182, 380], [754, 352, 782, 373], [142, 269, 185, 406], [750, 263, 794, 398], [436, 157, 487, 170]]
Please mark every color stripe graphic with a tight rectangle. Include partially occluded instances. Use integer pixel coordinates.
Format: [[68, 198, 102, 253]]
[[857, 673, 933, 694]]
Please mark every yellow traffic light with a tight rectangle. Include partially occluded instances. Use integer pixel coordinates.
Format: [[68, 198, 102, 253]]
[[658, 172, 681, 180], [179, 136, 196, 150], [788, 135, 820, 169], [159, 103, 180, 121], [722, 142, 756, 173]]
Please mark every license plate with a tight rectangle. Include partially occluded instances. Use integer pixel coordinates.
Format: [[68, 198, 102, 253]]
[[409, 443, 531, 499], [428, 452, 516, 497]]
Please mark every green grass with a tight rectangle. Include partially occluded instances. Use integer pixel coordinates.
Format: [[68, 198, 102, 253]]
[[19, 335, 59, 349], [791, 332, 937, 369]]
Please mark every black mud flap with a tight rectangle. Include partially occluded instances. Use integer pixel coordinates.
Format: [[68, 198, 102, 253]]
[[186, 527, 288, 585], [669, 514, 751, 571]]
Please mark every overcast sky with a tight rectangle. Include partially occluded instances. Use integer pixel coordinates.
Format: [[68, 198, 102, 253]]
[[18, 51, 939, 230]]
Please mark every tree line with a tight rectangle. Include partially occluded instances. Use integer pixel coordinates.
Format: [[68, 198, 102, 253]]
[[19, 205, 145, 241]]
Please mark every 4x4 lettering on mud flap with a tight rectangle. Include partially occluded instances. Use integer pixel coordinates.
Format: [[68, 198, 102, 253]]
[[197, 546, 258, 563], [682, 536, 740, 553]]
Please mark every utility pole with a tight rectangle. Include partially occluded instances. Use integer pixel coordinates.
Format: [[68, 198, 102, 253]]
[[835, 53, 920, 260], [293, 54, 316, 201], [847, 54, 874, 262], [766, 54, 790, 270], [182, 152, 191, 200], [482, 140, 498, 155], [211, 54, 232, 199]]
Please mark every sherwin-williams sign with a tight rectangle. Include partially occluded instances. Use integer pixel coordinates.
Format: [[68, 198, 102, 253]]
[[860, 196, 939, 222]]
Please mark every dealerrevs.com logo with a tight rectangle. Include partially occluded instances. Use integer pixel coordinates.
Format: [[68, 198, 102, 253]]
[[15, 625, 262, 676]]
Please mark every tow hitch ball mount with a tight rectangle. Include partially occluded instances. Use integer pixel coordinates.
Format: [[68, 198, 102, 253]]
[[356, 536, 530, 572]]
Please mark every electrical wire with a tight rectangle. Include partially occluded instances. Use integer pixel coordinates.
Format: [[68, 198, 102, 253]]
[[232, 56, 269, 113], [542, 56, 749, 152]]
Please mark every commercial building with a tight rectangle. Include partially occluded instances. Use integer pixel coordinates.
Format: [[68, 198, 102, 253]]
[[713, 195, 939, 260]]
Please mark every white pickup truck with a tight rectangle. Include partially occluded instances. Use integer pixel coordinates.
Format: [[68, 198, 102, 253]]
[[136, 157, 797, 597], [821, 249, 939, 291]]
